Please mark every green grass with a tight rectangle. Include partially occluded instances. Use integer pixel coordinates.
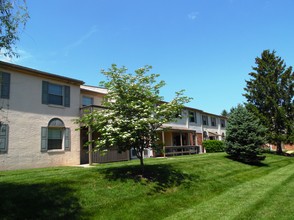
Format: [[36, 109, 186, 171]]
[[1, 153, 294, 219]]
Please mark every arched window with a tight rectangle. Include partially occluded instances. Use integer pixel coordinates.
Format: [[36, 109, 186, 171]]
[[48, 118, 65, 127], [41, 118, 71, 152], [48, 118, 64, 150]]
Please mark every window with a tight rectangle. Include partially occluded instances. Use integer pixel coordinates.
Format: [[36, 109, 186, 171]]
[[48, 128, 63, 150], [0, 72, 10, 99], [189, 111, 196, 123], [221, 119, 226, 128], [42, 81, 70, 107], [0, 124, 9, 153], [48, 83, 63, 105], [202, 115, 209, 126], [211, 117, 216, 127], [82, 96, 93, 106], [41, 118, 70, 152]]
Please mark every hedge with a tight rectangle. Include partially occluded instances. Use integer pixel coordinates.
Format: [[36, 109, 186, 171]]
[[203, 140, 225, 153]]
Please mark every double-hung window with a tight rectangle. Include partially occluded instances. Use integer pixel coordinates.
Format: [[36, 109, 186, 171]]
[[42, 81, 70, 107], [48, 128, 63, 150], [211, 117, 216, 127], [0, 72, 10, 99], [221, 119, 226, 128], [48, 83, 63, 105], [41, 118, 70, 152], [202, 115, 209, 126], [189, 111, 196, 123]]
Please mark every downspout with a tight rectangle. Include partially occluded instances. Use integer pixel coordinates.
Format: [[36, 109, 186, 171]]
[[162, 131, 166, 157]]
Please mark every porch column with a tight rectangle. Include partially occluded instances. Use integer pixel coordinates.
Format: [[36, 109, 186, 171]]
[[88, 126, 93, 165], [162, 131, 166, 157]]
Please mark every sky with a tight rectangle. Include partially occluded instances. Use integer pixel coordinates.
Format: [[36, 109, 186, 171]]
[[1, 0, 294, 115]]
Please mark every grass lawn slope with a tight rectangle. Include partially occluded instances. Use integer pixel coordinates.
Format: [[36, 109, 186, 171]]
[[1, 153, 294, 219]]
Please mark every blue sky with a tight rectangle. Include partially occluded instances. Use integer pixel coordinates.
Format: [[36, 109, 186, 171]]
[[1, 0, 294, 115]]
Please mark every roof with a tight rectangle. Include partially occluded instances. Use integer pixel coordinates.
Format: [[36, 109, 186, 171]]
[[160, 125, 196, 132], [159, 101, 227, 119], [0, 61, 84, 85], [80, 85, 108, 94]]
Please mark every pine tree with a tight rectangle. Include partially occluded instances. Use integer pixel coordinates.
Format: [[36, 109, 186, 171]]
[[225, 105, 267, 163], [221, 109, 229, 117], [244, 50, 294, 154]]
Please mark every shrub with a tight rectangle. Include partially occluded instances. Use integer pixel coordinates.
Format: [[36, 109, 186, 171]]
[[203, 140, 225, 153]]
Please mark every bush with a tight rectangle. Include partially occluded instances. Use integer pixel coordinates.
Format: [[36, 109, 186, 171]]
[[203, 140, 225, 153]]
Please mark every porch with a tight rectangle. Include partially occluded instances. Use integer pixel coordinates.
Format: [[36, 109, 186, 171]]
[[158, 126, 202, 157]]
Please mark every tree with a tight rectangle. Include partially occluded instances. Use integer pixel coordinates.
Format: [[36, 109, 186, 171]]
[[0, 0, 29, 58], [78, 64, 192, 169], [221, 109, 229, 117], [225, 105, 267, 163], [244, 50, 294, 154]]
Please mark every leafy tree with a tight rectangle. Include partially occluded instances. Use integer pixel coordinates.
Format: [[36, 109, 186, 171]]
[[0, 0, 29, 58], [244, 50, 294, 154], [78, 64, 191, 168], [225, 105, 267, 163]]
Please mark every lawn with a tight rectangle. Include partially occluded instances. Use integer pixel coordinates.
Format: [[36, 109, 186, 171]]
[[1, 153, 294, 219]]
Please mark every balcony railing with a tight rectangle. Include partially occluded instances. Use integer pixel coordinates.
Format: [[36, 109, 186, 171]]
[[164, 145, 200, 157], [80, 105, 107, 116]]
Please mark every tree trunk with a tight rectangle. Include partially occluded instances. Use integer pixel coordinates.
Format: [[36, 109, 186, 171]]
[[140, 149, 144, 167], [138, 147, 144, 175], [276, 141, 283, 154]]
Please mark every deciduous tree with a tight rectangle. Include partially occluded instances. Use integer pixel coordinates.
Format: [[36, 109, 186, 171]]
[[0, 0, 29, 58], [78, 64, 191, 168]]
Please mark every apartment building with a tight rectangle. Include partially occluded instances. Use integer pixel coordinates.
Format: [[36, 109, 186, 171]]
[[0, 61, 83, 170], [0, 61, 227, 170], [158, 107, 226, 156]]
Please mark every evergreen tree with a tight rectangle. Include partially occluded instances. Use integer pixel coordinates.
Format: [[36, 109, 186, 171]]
[[221, 109, 229, 117], [225, 105, 267, 163], [244, 50, 294, 154]]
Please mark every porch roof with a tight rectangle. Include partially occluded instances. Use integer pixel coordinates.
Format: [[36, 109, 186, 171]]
[[160, 125, 196, 132], [208, 131, 221, 136]]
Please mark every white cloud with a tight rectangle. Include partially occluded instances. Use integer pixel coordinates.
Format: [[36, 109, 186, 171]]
[[188, 12, 199, 20], [63, 25, 98, 56]]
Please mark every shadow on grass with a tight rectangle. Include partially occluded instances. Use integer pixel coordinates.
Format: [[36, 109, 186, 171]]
[[100, 164, 199, 193], [225, 155, 268, 167], [0, 181, 90, 220]]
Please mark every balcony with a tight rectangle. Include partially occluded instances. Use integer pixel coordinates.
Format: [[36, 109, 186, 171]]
[[80, 105, 107, 116]]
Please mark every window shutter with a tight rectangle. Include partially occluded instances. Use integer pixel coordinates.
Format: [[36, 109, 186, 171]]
[[0, 124, 8, 153], [41, 127, 48, 152], [1, 72, 10, 99], [64, 86, 70, 107], [64, 128, 71, 151], [42, 81, 49, 104]]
